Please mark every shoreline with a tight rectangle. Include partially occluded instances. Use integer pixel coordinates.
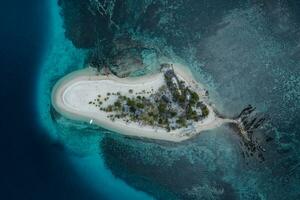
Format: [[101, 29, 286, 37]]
[[51, 63, 235, 142]]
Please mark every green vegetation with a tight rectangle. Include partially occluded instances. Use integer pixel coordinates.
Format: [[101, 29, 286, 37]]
[[201, 106, 209, 117], [136, 102, 144, 109], [158, 101, 166, 113], [189, 90, 199, 105], [186, 105, 198, 120], [114, 100, 121, 108], [89, 67, 210, 131], [176, 116, 187, 127]]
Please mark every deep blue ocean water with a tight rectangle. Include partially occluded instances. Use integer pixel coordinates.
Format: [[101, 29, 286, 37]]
[[2, 0, 300, 199], [0, 1, 108, 199]]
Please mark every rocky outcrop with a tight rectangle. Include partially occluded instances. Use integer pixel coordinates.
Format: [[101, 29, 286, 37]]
[[236, 105, 267, 162]]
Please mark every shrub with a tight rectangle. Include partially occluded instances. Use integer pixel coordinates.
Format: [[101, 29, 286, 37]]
[[114, 101, 121, 108], [178, 95, 185, 104], [129, 106, 136, 113], [186, 106, 197, 120], [106, 105, 113, 112], [202, 106, 209, 117], [190, 91, 199, 105], [158, 118, 163, 124], [170, 111, 177, 117], [136, 102, 144, 109], [176, 117, 187, 127], [126, 99, 136, 107], [158, 102, 166, 113]]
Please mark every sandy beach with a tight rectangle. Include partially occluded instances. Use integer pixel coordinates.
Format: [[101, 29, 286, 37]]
[[51, 63, 233, 142]]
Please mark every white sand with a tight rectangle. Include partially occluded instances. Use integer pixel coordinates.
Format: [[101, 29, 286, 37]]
[[52, 63, 233, 142]]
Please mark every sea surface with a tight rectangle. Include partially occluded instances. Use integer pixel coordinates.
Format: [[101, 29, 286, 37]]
[[1, 1, 112, 199], [2, 0, 300, 199]]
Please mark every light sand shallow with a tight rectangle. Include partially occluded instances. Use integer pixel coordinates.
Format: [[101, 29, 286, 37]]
[[52, 63, 235, 142]]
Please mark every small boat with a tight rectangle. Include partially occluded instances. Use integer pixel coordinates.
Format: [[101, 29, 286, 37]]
[[89, 119, 93, 124]]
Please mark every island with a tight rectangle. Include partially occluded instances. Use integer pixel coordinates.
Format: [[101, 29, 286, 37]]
[[52, 63, 237, 142]]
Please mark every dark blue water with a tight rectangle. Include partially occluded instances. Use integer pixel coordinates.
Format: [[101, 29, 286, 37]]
[[0, 1, 107, 199]]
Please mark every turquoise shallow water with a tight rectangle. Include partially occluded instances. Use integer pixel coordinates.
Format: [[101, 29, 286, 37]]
[[37, 1, 300, 199], [37, 1, 153, 199]]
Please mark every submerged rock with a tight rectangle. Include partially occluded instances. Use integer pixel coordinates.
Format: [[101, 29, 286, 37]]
[[100, 135, 238, 200]]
